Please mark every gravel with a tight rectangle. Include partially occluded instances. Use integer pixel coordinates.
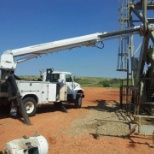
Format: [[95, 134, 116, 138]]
[[68, 102, 131, 137]]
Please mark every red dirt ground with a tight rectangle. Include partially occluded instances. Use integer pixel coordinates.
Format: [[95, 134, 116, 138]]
[[0, 88, 154, 154]]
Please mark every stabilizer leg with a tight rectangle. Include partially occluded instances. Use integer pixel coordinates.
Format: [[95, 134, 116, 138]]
[[7, 74, 31, 125]]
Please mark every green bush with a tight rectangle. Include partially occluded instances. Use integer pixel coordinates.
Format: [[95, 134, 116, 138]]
[[98, 80, 110, 87]]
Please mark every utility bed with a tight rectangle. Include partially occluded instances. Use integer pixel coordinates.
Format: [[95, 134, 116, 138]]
[[16, 80, 57, 104]]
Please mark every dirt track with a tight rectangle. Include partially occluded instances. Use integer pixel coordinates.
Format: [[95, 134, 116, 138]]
[[0, 88, 154, 154]]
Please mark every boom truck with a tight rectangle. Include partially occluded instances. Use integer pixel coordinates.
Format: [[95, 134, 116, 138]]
[[0, 24, 154, 125]]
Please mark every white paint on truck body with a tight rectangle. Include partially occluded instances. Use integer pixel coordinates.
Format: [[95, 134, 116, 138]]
[[16, 80, 57, 103]]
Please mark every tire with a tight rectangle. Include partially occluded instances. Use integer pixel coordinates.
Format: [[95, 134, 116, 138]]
[[75, 95, 82, 108], [22, 97, 37, 117]]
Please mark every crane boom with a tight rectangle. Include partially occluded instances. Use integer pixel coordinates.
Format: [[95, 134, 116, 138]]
[[0, 26, 141, 70]]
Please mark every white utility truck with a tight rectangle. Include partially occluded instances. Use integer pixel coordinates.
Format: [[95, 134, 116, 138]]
[[0, 33, 104, 118], [0, 26, 142, 124], [16, 69, 84, 116]]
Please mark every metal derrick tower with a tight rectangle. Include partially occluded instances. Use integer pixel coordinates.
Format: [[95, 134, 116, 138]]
[[119, 0, 154, 127], [118, 0, 154, 85], [117, 0, 130, 73]]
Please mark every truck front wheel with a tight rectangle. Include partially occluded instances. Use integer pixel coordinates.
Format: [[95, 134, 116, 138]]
[[75, 95, 82, 108], [22, 97, 37, 117]]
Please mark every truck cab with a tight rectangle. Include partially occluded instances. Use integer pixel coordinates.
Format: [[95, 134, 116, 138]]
[[41, 69, 84, 104]]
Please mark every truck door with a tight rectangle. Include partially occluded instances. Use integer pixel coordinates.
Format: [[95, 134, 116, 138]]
[[65, 74, 74, 94]]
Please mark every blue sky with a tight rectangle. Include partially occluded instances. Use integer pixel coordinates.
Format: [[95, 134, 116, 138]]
[[0, 0, 130, 78]]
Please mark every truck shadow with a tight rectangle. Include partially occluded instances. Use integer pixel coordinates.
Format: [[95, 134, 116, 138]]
[[0, 106, 27, 125], [0, 106, 11, 119], [36, 103, 75, 114], [83, 100, 120, 112], [0, 103, 74, 123]]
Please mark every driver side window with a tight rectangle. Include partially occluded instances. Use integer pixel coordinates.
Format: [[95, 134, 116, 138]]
[[66, 74, 72, 82]]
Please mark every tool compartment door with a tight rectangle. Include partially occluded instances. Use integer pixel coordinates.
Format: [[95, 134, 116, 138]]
[[41, 83, 57, 102], [59, 84, 67, 101]]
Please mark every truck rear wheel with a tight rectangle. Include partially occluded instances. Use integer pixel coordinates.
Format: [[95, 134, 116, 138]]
[[75, 95, 82, 108], [22, 97, 37, 117]]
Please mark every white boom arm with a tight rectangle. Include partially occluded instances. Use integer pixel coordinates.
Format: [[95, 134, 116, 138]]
[[0, 33, 103, 70], [0, 26, 141, 70]]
